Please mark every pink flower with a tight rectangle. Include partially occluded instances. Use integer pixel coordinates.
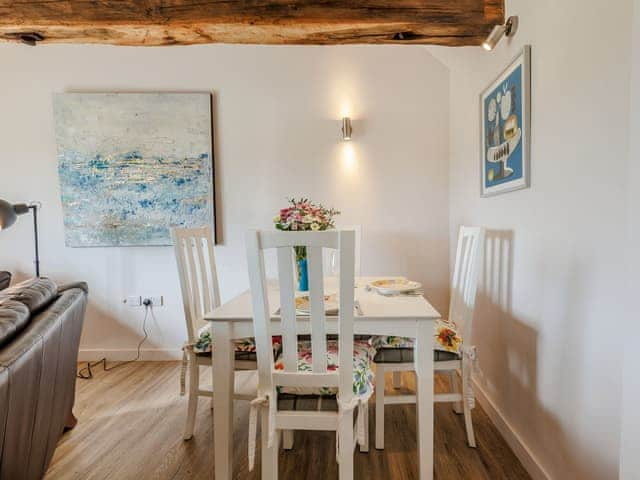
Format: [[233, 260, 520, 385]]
[[274, 198, 340, 232]]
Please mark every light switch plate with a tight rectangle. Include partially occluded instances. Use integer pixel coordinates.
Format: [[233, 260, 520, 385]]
[[126, 295, 142, 307]]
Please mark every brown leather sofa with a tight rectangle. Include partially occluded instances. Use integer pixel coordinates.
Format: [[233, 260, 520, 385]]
[[0, 278, 88, 480]]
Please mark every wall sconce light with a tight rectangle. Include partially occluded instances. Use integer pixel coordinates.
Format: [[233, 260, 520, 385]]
[[482, 16, 519, 51], [341, 117, 352, 141]]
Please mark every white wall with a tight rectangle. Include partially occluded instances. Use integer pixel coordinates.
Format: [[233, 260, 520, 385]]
[[431, 0, 635, 478], [620, 0, 640, 477], [0, 44, 450, 359]]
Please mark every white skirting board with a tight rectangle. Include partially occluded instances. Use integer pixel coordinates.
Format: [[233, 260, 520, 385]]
[[473, 379, 551, 480], [78, 349, 183, 361]]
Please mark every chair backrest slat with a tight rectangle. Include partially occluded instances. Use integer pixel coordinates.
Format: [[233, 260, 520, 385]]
[[185, 237, 203, 321], [194, 235, 211, 315], [205, 231, 221, 308], [246, 231, 276, 394], [307, 246, 327, 373], [463, 236, 478, 304], [172, 227, 220, 344], [276, 247, 298, 372], [448, 226, 485, 342], [247, 230, 355, 401], [338, 232, 355, 400]]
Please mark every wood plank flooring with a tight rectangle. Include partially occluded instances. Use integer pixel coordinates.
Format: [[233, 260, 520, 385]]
[[44, 362, 530, 480]]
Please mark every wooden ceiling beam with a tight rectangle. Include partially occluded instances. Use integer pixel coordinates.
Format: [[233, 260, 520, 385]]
[[0, 1, 504, 47]]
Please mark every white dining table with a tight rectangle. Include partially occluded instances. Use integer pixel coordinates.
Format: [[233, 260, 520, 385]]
[[205, 277, 441, 480]]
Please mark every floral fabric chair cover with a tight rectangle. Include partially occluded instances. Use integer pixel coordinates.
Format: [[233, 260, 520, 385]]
[[370, 319, 463, 355], [184, 325, 265, 354], [180, 326, 282, 395], [274, 339, 375, 399]]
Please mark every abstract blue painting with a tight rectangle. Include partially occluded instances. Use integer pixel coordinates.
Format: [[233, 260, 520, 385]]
[[480, 46, 531, 197], [53, 93, 214, 247]]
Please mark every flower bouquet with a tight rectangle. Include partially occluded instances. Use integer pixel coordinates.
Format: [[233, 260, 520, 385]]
[[273, 198, 340, 291]]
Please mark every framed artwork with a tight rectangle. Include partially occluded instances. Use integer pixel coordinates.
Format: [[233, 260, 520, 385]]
[[480, 46, 531, 197], [53, 93, 215, 247]]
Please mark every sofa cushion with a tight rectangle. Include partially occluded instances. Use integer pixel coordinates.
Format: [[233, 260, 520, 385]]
[[0, 277, 58, 313], [0, 300, 30, 348]]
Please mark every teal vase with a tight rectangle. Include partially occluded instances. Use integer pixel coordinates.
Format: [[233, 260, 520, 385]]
[[297, 258, 309, 292]]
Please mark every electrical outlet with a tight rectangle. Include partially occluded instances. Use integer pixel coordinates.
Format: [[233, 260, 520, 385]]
[[125, 295, 142, 307], [143, 295, 164, 307]]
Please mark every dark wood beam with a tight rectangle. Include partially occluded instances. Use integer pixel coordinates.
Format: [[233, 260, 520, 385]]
[[0, 1, 504, 47]]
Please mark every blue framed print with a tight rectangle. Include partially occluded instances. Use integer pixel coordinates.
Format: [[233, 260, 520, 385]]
[[480, 46, 531, 197]]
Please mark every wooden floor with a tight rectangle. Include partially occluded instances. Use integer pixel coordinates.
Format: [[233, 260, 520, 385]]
[[45, 362, 530, 480]]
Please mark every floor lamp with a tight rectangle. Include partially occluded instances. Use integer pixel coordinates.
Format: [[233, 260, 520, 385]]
[[0, 199, 41, 277]]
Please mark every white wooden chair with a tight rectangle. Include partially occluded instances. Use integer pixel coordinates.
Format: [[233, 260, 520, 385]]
[[246, 229, 369, 480], [373, 226, 485, 449], [172, 226, 257, 440], [280, 224, 362, 452]]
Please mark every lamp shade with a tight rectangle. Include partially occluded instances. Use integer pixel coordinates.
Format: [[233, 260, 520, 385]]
[[0, 199, 40, 277], [0, 200, 29, 231], [0, 199, 18, 230], [482, 25, 506, 51], [482, 16, 518, 51]]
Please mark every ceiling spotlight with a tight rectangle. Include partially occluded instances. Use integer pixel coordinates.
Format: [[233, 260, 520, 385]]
[[482, 16, 519, 51]]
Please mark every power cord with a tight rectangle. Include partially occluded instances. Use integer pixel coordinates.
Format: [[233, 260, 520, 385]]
[[77, 300, 153, 379]]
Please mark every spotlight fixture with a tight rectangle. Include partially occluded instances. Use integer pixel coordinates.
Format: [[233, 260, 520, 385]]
[[341, 117, 352, 141], [482, 16, 519, 51]]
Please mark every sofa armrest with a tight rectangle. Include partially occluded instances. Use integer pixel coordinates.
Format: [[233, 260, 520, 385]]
[[57, 282, 89, 295]]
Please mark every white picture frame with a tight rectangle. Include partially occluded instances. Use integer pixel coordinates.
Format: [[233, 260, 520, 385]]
[[480, 45, 531, 197]]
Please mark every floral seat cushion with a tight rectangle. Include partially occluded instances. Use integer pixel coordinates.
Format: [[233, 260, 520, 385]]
[[274, 339, 375, 399], [370, 319, 463, 355], [184, 324, 281, 355]]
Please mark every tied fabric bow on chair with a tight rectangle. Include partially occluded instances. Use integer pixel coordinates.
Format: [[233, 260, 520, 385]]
[[248, 392, 277, 471], [335, 395, 367, 463], [179, 349, 188, 396], [461, 345, 479, 409]]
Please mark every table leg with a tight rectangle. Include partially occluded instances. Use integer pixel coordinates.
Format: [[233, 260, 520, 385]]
[[212, 322, 235, 480], [414, 320, 434, 480]]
